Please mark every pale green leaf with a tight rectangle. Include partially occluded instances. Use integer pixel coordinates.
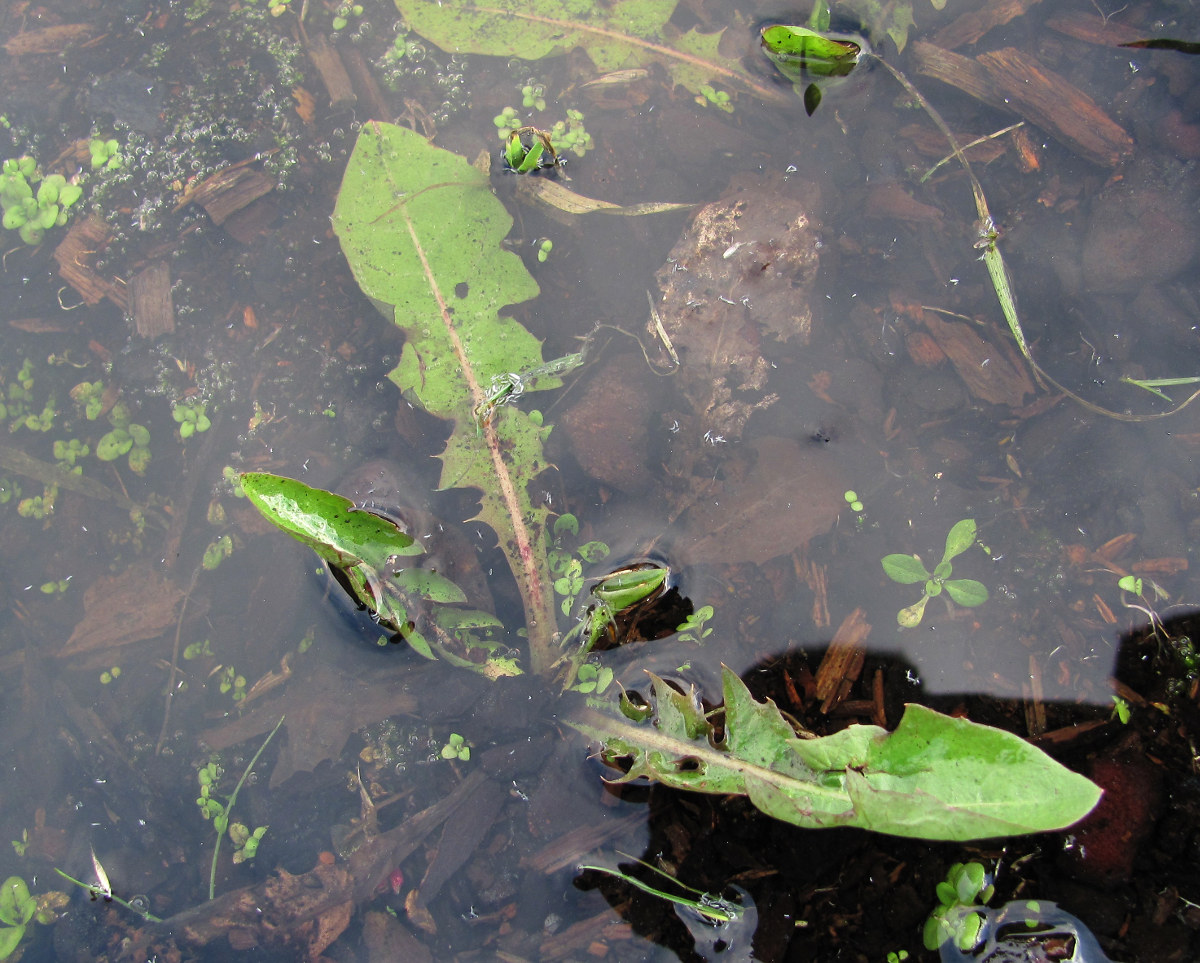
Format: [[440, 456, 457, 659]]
[[945, 579, 989, 607], [882, 553, 930, 584], [570, 668, 1101, 840], [943, 518, 977, 562], [393, 0, 786, 102]]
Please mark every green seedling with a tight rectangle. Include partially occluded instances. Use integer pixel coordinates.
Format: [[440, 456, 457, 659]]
[[39, 577, 71, 595], [1110, 695, 1131, 724], [886, 951, 910, 963], [569, 661, 614, 695], [184, 638, 215, 660], [0, 477, 17, 505], [493, 106, 522, 138], [536, 238, 553, 263], [70, 380, 105, 420], [1, 159, 83, 246], [439, 732, 470, 761], [10, 830, 28, 858], [217, 665, 247, 702], [676, 605, 714, 643], [202, 534, 234, 570], [99, 666, 121, 684], [0, 876, 36, 959], [88, 138, 122, 171], [923, 861, 994, 953], [228, 822, 268, 864], [195, 717, 283, 898], [844, 489, 865, 513], [17, 484, 56, 520], [96, 402, 151, 474], [53, 438, 89, 469], [173, 399, 211, 439], [697, 84, 733, 112], [564, 564, 669, 663], [503, 126, 559, 173], [331, 0, 363, 31], [882, 518, 989, 627], [579, 853, 743, 925], [521, 83, 546, 111], [548, 109, 593, 158], [760, 0, 864, 116]]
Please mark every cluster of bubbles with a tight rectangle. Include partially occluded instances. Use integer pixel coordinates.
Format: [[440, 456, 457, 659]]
[[375, 26, 471, 126]]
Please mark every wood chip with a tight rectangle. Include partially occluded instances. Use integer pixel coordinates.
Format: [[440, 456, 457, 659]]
[[180, 165, 275, 225], [910, 304, 1035, 407], [931, 0, 1043, 50], [815, 608, 871, 713], [130, 260, 175, 338], [912, 42, 1133, 167], [306, 32, 356, 109], [53, 215, 128, 309], [4, 24, 96, 56], [976, 47, 1133, 167], [1044, 13, 1144, 47]]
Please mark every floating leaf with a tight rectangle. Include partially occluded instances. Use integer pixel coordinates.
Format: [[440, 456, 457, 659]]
[[760, 25, 862, 83], [571, 668, 1102, 840], [393, 0, 787, 103]]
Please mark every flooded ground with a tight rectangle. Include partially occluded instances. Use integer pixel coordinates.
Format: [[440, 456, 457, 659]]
[[1, 0, 1199, 960]]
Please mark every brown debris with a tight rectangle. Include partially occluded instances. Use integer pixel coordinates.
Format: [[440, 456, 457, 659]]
[[199, 661, 420, 788], [911, 43, 1133, 167], [53, 215, 128, 309], [1044, 13, 1144, 47], [305, 32, 356, 109], [61, 564, 202, 658], [815, 608, 871, 714], [911, 42, 997, 106], [894, 299, 1035, 407], [130, 260, 175, 338], [677, 437, 846, 567], [977, 47, 1134, 168], [179, 165, 275, 225], [863, 182, 944, 223], [4, 23, 96, 56], [931, 0, 1043, 50]]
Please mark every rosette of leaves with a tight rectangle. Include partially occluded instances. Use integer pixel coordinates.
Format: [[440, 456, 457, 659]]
[[0, 876, 35, 960], [0, 159, 83, 246], [882, 518, 989, 627], [96, 403, 151, 474], [173, 399, 211, 439], [239, 472, 512, 676]]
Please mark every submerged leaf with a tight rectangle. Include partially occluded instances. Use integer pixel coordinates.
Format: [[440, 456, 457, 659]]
[[571, 668, 1101, 840], [394, 0, 786, 103], [332, 122, 560, 672]]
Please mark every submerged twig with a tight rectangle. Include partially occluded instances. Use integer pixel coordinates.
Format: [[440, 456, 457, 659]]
[[875, 55, 1200, 423]]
